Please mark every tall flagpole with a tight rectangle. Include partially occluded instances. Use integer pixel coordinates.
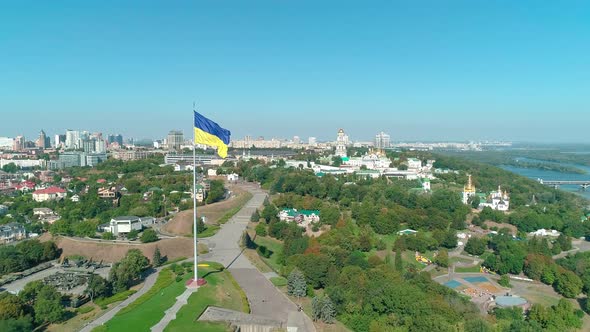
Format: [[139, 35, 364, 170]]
[[192, 107, 199, 284]]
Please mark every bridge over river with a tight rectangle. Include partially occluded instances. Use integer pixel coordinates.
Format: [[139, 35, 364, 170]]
[[537, 178, 590, 189]]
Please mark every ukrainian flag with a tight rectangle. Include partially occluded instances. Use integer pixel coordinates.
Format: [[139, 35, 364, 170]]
[[194, 111, 231, 158]]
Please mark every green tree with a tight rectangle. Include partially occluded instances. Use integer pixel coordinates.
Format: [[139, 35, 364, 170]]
[[331, 156, 343, 167], [0, 316, 33, 332], [86, 274, 111, 301], [250, 209, 260, 222], [287, 268, 307, 298], [140, 229, 158, 243], [311, 296, 322, 321], [0, 293, 26, 320], [33, 285, 65, 324], [153, 247, 162, 267], [441, 230, 458, 249], [109, 249, 149, 293], [556, 234, 572, 252], [255, 223, 267, 237], [2, 163, 19, 173], [464, 237, 487, 256], [555, 270, 583, 298], [434, 249, 449, 268], [206, 180, 225, 204], [320, 296, 336, 323], [261, 204, 279, 223], [498, 274, 511, 288], [395, 249, 403, 272]]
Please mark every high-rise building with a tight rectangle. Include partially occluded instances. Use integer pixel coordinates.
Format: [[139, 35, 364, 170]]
[[374, 131, 391, 149], [54, 134, 66, 148], [293, 136, 301, 145], [108, 134, 124, 147], [36, 130, 49, 149], [82, 139, 96, 153], [95, 139, 106, 153], [65, 130, 80, 150], [335, 129, 348, 157], [167, 130, 184, 151], [13, 136, 25, 151]]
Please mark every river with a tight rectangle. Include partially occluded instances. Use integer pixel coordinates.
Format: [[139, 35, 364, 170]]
[[501, 162, 590, 200]]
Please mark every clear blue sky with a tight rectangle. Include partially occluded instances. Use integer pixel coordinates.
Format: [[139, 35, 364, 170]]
[[1, 1, 589, 143]]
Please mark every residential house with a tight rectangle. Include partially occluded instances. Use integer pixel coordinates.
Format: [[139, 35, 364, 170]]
[[98, 186, 120, 199], [32, 187, 66, 202], [33, 207, 55, 218], [70, 194, 80, 202], [14, 181, 36, 192], [0, 223, 26, 243]]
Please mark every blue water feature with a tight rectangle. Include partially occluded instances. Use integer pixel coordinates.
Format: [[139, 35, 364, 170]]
[[495, 296, 527, 307], [463, 276, 488, 284], [444, 280, 462, 289], [501, 160, 590, 200]]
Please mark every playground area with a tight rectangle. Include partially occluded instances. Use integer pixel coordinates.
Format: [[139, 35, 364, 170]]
[[435, 273, 510, 312]]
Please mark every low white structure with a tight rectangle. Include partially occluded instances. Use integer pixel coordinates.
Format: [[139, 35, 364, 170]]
[[140, 217, 156, 227], [174, 163, 194, 172], [278, 208, 320, 224], [207, 169, 218, 177], [529, 229, 560, 237], [70, 194, 80, 202], [227, 173, 239, 182], [422, 178, 431, 191], [407, 158, 422, 170], [33, 207, 54, 218], [104, 216, 143, 236]]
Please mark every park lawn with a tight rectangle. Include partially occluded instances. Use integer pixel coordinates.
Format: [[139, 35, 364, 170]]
[[103, 268, 192, 332], [164, 265, 248, 332], [254, 236, 284, 272]]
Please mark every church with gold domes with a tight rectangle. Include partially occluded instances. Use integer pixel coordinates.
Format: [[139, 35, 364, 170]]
[[462, 175, 510, 211]]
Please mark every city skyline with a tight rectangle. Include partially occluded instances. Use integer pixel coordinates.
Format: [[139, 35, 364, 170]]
[[2, 2, 590, 142]]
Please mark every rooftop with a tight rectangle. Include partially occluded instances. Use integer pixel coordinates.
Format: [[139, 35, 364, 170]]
[[33, 187, 66, 195], [112, 216, 140, 221]]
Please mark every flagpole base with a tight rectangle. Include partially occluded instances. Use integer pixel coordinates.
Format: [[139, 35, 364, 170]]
[[186, 278, 207, 289]]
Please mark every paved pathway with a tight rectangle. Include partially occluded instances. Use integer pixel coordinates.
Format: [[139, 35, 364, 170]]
[[151, 287, 197, 332], [80, 266, 164, 332], [191, 183, 315, 332]]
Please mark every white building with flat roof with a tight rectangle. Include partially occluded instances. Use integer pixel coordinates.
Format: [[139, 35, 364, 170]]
[[105, 216, 143, 236]]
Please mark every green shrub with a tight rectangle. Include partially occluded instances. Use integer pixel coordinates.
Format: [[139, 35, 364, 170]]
[[255, 223, 267, 236], [257, 245, 272, 258], [270, 277, 288, 287]]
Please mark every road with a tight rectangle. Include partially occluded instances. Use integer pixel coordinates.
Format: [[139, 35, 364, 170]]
[[200, 183, 316, 331]]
